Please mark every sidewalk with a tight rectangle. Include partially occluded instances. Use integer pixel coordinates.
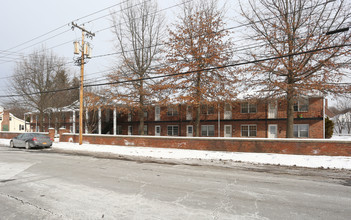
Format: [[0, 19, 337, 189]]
[[1, 138, 350, 170]]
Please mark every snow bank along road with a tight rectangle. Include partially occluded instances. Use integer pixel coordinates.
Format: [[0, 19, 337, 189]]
[[0, 144, 351, 219], [1, 138, 351, 170]]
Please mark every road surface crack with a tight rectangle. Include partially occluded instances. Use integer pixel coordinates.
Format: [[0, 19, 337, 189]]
[[0, 192, 62, 218]]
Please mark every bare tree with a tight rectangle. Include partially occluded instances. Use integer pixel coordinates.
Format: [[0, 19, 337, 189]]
[[84, 91, 103, 134], [241, 0, 351, 137], [333, 98, 351, 134], [108, 0, 164, 135], [160, 0, 237, 136], [10, 48, 72, 131]]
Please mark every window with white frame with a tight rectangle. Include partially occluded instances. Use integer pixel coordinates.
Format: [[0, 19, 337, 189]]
[[167, 125, 179, 136], [224, 103, 232, 119], [144, 111, 148, 119], [201, 104, 214, 115], [186, 105, 192, 120], [241, 125, 257, 137], [294, 98, 309, 112], [128, 112, 132, 122], [167, 106, 178, 116], [293, 124, 309, 138], [155, 106, 160, 121], [201, 125, 215, 137], [241, 102, 257, 113]]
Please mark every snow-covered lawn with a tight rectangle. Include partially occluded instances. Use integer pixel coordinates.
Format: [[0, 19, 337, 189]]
[[1, 138, 350, 170]]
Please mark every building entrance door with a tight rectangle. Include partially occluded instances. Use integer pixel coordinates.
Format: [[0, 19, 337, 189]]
[[187, 125, 193, 137], [224, 125, 232, 137], [268, 124, 278, 138], [155, 125, 161, 136]]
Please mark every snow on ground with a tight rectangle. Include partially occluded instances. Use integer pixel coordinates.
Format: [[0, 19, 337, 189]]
[[331, 135, 351, 140], [1, 138, 351, 170]]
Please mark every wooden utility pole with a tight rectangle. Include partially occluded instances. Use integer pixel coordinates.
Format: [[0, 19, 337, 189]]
[[71, 22, 95, 145]]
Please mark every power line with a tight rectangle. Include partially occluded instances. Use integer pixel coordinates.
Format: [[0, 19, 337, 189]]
[[0, 0, 146, 62], [1, 0, 339, 65], [1, 42, 350, 99]]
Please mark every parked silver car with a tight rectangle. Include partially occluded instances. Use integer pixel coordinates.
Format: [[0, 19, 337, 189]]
[[10, 133, 53, 149]]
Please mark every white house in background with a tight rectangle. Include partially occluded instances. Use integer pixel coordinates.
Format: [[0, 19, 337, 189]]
[[0, 106, 28, 132]]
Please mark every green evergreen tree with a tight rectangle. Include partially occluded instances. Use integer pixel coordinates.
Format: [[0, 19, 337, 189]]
[[325, 117, 334, 139]]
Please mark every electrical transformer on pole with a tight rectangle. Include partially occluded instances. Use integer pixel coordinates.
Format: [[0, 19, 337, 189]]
[[71, 22, 95, 145]]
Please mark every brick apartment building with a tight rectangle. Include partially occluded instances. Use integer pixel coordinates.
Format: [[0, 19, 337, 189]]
[[26, 96, 326, 139]]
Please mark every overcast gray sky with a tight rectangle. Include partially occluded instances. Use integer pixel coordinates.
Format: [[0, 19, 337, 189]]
[[1, 0, 347, 108], [0, 0, 188, 106]]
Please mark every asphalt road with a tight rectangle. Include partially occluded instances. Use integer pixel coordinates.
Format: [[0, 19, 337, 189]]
[[0, 144, 350, 220]]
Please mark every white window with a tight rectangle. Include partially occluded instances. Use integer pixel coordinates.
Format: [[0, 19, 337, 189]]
[[167, 106, 178, 116], [167, 125, 179, 136], [186, 105, 192, 120], [268, 101, 278, 119], [201, 125, 215, 137], [224, 103, 232, 119], [294, 124, 309, 138], [241, 102, 257, 113], [128, 112, 132, 122], [128, 126, 133, 135], [155, 106, 160, 121], [143, 111, 148, 118], [241, 125, 257, 137], [294, 98, 309, 112]]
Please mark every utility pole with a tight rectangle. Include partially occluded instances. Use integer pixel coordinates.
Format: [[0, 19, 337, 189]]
[[71, 22, 95, 145]]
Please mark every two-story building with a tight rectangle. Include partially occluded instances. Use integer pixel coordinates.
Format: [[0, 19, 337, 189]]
[[26, 96, 326, 138], [115, 96, 325, 138], [0, 106, 28, 132]]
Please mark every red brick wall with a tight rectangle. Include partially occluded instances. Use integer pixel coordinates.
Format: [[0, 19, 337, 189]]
[[0, 131, 49, 140], [0, 132, 22, 139], [59, 134, 351, 156]]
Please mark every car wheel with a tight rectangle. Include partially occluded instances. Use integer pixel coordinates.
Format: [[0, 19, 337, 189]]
[[10, 141, 14, 148], [25, 142, 30, 150]]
